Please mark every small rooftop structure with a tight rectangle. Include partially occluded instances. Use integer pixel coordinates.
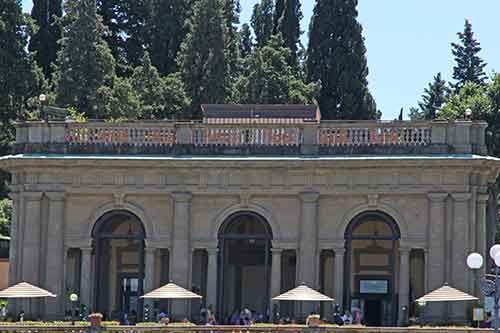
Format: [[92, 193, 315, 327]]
[[201, 104, 320, 124]]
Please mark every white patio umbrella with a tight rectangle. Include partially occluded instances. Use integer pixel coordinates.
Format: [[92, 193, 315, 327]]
[[0, 282, 57, 320], [141, 282, 202, 318], [273, 283, 334, 321], [415, 283, 478, 303]]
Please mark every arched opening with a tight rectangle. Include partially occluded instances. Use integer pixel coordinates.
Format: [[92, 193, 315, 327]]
[[92, 210, 146, 322], [217, 211, 273, 323], [344, 211, 400, 326]]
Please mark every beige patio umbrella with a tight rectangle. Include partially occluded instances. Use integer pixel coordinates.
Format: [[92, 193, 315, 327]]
[[415, 283, 478, 325], [0, 282, 57, 320], [415, 283, 478, 303], [141, 282, 202, 318], [273, 283, 334, 321]]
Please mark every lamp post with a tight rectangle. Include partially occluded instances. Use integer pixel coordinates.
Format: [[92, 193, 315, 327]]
[[417, 299, 427, 326], [467, 245, 500, 333], [69, 293, 79, 325], [39, 94, 48, 121]]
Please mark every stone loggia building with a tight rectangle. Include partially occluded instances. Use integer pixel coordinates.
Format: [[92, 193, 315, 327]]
[[1, 104, 499, 325]]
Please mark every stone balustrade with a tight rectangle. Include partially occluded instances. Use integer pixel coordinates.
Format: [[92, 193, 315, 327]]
[[13, 120, 488, 156]]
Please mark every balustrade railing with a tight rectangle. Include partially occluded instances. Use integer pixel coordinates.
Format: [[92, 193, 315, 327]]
[[318, 126, 431, 147], [65, 125, 177, 146], [15, 120, 489, 155], [192, 127, 303, 146]]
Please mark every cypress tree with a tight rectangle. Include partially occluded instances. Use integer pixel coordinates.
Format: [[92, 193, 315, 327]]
[[251, 0, 274, 48], [239, 23, 253, 60], [236, 34, 318, 105], [148, 0, 194, 76], [451, 19, 487, 90], [28, 0, 63, 79], [417, 73, 449, 120], [178, 0, 227, 118], [53, 0, 116, 118], [97, 0, 150, 74], [222, 0, 241, 101], [306, 0, 376, 120], [273, 0, 284, 32], [0, 0, 44, 127], [275, 0, 303, 67]]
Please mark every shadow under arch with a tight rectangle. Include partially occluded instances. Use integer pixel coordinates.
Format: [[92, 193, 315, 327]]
[[216, 210, 274, 322], [343, 210, 401, 327], [92, 209, 146, 320]]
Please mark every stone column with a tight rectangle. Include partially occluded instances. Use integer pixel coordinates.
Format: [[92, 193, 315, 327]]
[[426, 193, 447, 323], [21, 192, 42, 316], [7, 193, 19, 314], [170, 192, 192, 318], [298, 192, 319, 286], [476, 194, 489, 270], [206, 248, 218, 310], [451, 193, 472, 321], [427, 193, 447, 290], [270, 248, 282, 297], [144, 247, 156, 309], [333, 247, 345, 310], [44, 192, 66, 319], [298, 192, 319, 319], [80, 247, 93, 310], [398, 248, 411, 325]]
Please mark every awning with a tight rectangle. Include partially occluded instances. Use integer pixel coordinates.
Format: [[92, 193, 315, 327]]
[[415, 283, 478, 303], [141, 283, 202, 299], [272, 284, 334, 302], [0, 282, 56, 298]]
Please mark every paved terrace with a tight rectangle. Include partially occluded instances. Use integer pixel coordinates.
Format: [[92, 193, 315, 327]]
[[13, 120, 488, 156]]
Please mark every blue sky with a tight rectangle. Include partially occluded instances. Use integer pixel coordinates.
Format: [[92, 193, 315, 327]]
[[22, 0, 500, 120]]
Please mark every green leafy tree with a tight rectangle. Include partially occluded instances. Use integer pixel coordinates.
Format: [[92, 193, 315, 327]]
[[28, 0, 63, 79], [131, 53, 189, 119], [251, 0, 274, 48], [451, 19, 487, 90], [486, 74, 500, 157], [236, 35, 319, 104], [275, 0, 303, 67], [0, 199, 12, 237], [178, 0, 227, 118], [53, 0, 116, 118], [94, 78, 141, 120], [439, 82, 491, 121], [97, 0, 150, 75], [0, 0, 44, 174], [306, 0, 376, 120], [147, 0, 194, 76], [413, 73, 449, 120], [239, 23, 253, 60]]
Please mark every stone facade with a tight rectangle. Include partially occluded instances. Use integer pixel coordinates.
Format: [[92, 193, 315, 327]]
[[1, 114, 500, 325]]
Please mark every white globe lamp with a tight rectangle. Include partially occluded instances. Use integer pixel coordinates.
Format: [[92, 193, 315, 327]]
[[490, 244, 500, 260], [467, 253, 483, 270], [69, 293, 78, 302]]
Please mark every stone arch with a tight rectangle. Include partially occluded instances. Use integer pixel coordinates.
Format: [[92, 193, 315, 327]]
[[86, 200, 154, 239], [211, 202, 281, 243], [337, 202, 408, 241]]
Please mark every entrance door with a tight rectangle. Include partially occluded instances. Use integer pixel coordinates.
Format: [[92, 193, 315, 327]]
[[364, 300, 382, 326], [119, 273, 140, 316]]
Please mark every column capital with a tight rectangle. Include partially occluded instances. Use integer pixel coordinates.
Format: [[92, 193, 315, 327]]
[[22, 191, 43, 201], [299, 192, 320, 203], [81, 247, 93, 254], [171, 192, 192, 203], [271, 248, 283, 254], [427, 192, 448, 202], [7, 192, 20, 201], [451, 192, 472, 202], [399, 247, 411, 255], [145, 247, 157, 254], [333, 247, 346, 255], [478, 193, 489, 203], [206, 248, 219, 256], [45, 192, 66, 201]]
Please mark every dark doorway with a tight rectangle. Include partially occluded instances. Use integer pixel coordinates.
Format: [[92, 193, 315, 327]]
[[92, 210, 145, 320], [217, 211, 273, 322], [365, 300, 382, 326]]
